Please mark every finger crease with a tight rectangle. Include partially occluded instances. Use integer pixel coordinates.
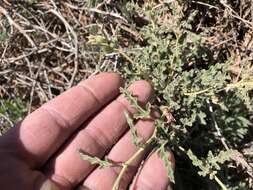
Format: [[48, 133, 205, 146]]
[[84, 129, 107, 150], [87, 126, 112, 150], [41, 106, 71, 129], [111, 166, 131, 185], [115, 99, 133, 115], [78, 84, 101, 106], [50, 173, 74, 189]]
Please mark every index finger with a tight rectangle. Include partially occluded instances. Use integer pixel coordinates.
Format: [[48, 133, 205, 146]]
[[0, 73, 123, 169]]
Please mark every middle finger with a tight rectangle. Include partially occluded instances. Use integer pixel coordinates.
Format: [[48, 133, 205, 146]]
[[83, 118, 155, 190]]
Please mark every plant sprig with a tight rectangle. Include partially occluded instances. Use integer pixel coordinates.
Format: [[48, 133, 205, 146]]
[[120, 87, 151, 119], [186, 149, 240, 190], [79, 150, 113, 169]]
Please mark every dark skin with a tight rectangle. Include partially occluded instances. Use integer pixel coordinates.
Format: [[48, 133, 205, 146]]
[[0, 73, 174, 190]]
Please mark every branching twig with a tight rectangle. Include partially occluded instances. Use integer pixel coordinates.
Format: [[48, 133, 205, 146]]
[[214, 175, 229, 190], [48, 9, 79, 88], [207, 100, 230, 150], [184, 79, 253, 96], [191, 1, 219, 9], [112, 129, 157, 190], [43, 70, 53, 100], [0, 6, 36, 47], [5, 48, 48, 63], [220, 0, 253, 29], [65, 2, 128, 24], [28, 59, 43, 114]]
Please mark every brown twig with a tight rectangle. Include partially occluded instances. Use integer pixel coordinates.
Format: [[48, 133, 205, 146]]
[[0, 6, 36, 47], [48, 8, 79, 88]]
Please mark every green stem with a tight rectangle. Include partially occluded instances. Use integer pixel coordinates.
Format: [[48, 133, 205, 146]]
[[214, 175, 229, 190], [179, 146, 229, 190], [226, 80, 253, 89], [184, 79, 253, 96], [112, 163, 128, 190], [112, 129, 157, 190], [184, 87, 213, 96]]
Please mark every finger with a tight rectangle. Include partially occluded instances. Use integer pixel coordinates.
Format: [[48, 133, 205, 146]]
[[43, 81, 153, 189], [82, 119, 155, 190], [130, 151, 175, 190], [0, 73, 123, 168]]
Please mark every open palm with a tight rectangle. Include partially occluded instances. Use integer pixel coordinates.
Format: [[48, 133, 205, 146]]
[[0, 73, 174, 190]]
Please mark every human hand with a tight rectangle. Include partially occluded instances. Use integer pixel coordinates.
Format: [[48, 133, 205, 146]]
[[0, 73, 174, 190]]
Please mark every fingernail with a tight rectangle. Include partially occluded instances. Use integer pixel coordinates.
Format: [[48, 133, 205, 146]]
[[50, 183, 60, 190], [40, 180, 60, 190]]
